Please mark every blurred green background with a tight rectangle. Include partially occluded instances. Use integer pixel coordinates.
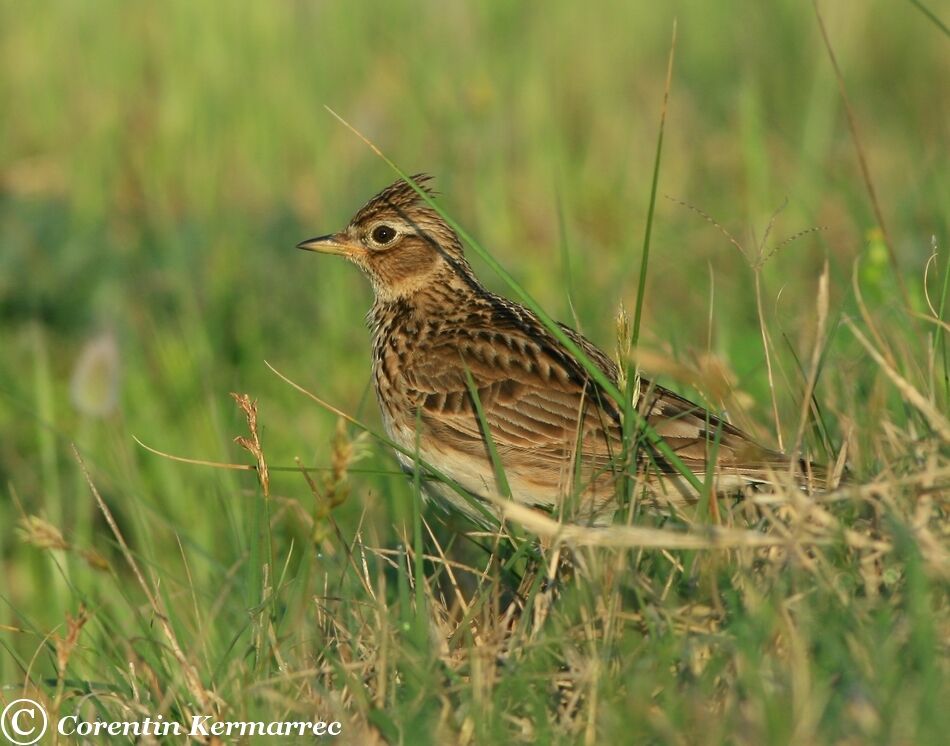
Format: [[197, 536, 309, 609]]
[[0, 0, 946, 740]]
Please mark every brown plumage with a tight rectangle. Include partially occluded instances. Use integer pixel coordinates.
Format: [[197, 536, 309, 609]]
[[298, 176, 819, 526]]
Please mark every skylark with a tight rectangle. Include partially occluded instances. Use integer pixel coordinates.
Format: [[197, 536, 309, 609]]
[[298, 176, 818, 527]]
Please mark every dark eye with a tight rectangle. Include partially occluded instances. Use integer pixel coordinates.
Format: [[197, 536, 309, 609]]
[[371, 225, 397, 245]]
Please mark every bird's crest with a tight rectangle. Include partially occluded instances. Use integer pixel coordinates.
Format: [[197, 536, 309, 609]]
[[351, 173, 437, 226]]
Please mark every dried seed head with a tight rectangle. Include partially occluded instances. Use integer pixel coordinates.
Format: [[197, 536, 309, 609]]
[[614, 303, 631, 392], [231, 392, 270, 497], [17, 515, 68, 551], [312, 419, 370, 543]]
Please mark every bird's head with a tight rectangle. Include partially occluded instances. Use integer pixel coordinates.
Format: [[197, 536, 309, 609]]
[[298, 175, 474, 303]]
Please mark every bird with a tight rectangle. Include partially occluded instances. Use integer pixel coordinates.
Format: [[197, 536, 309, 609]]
[[297, 175, 821, 528]]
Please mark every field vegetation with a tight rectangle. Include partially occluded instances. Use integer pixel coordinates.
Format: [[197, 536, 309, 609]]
[[1, 2, 947, 743]]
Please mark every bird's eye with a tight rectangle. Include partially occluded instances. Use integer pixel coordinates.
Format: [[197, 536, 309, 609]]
[[371, 225, 397, 245]]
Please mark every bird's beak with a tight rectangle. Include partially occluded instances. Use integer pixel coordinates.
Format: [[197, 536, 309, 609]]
[[296, 233, 351, 256]]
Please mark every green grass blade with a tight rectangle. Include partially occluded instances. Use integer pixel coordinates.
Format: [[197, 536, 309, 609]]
[[624, 21, 678, 504], [461, 365, 511, 499], [907, 0, 950, 37]]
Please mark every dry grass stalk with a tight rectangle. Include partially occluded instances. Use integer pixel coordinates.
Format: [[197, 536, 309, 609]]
[[789, 262, 830, 469], [72, 445, 217, 716], [846, 319, 950, 442], [231, 392, 270, 497]]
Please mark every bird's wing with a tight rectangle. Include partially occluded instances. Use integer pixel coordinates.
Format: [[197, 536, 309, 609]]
[[558, 319, 788, 477], [404, 323, 622, 471], [637, 384, 787, 476], [403, 311, 789, 496]]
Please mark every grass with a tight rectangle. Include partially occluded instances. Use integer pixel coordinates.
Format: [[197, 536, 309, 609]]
[[1, 1, 948, 743]]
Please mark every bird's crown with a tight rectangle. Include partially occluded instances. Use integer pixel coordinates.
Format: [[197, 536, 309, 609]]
[[349, 173, 437, 228]]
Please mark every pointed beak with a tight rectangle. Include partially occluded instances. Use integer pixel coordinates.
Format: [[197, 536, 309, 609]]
[[296, 233, 350, 256]]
